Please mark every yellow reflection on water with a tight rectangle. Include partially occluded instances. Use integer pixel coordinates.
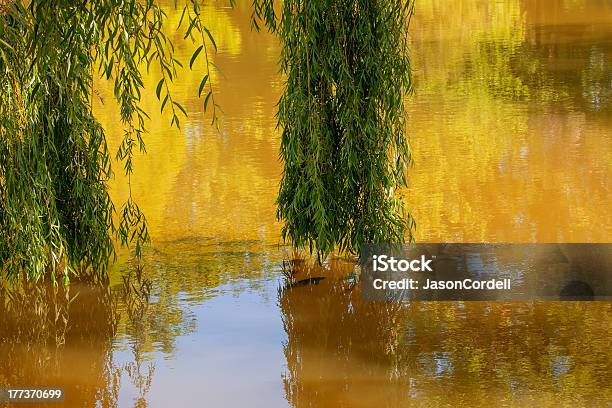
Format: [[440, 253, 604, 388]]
[[406, 0, 611, 243], [94, 0, 282, 243], [95, 0, 611, 245]]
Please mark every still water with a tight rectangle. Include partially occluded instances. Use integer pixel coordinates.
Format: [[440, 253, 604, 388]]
[[1, 0, 611, 406]]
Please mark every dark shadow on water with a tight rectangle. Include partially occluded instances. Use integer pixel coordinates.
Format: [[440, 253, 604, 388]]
[[559, 280, 594, 301]]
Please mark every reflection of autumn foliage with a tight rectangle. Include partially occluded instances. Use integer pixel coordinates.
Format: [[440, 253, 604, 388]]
[[0, 0, 14, 15], [279, 259, 612, 407], [95, 0, 283, 245], [408, 0, 611, 243]]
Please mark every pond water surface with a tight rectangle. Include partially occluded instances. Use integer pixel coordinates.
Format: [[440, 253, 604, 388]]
[[1, 0, 611, 406]]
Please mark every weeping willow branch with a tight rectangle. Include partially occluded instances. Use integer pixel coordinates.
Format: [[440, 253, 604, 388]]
[[0, 0, 223, 281], [254, 0, 416, 259]]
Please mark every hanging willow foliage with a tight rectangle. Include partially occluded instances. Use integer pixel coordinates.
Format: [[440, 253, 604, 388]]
[[253, 0, 416, 259], [0, 0, 222, 281]]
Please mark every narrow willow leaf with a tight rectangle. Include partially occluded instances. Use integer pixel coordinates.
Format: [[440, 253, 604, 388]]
[[204, 90, 212, 111], [198, 74, 209, 97], [155, 78, 164, 100], [202, 26, 217, 52], [190, 45, 203, 69], [161, 94, 169, 113], [173, 101, 187, 116], [106, 55, 114, 79]]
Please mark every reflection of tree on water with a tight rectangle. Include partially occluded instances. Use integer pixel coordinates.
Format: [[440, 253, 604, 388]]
[[120, 264, 156, 408], [279, 259, 412, 407], [0, 241, 281, 407], [0, 260, 180, 408], [0, 273, 120, 407], [124, 358, 154, 408], [278, 259, 612, 406]]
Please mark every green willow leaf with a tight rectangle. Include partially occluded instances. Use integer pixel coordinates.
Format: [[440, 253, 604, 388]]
[[204, 90, 212, 111], [190, 45, 203, 69], [161, 94, 169, 113], [173, 101, 187, 116], [202, 26, 217, 52], [198, 74, 209, 97], [155, 78, 164, 100]]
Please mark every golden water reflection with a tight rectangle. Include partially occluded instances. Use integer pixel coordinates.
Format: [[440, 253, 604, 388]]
[[1, 0, 611, 406], [281, 259, 611, 407], [407, 0, 611, 242]]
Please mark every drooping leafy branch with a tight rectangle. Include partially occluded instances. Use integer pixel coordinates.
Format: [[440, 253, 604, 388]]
[[0, 0, 223, 281], [253, 0, 416, 259]]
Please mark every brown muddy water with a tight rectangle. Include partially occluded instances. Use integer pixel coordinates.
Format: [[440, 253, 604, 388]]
[[1, 0, 611, 406]]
